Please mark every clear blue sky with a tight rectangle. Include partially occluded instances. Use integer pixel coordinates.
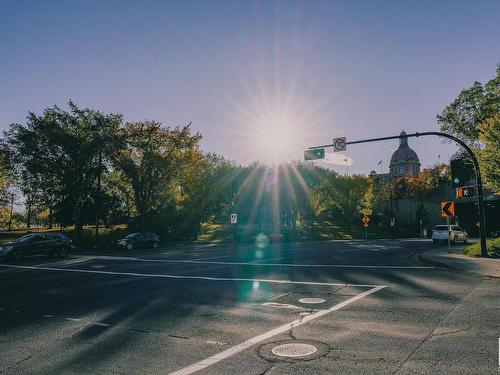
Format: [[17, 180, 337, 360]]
[[1, 0, 499, 174]]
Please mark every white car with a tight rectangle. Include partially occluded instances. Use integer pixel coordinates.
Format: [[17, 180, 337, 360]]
[[432, 225, 468, 244]]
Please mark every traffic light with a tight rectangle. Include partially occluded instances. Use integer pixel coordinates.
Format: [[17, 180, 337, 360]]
[[304, 148, 325, 161], [450, 158, 475, 188], [456, 186, 476, 198]]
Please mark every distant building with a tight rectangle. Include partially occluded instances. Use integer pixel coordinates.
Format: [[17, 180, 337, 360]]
[[389, 131, 421, 177]]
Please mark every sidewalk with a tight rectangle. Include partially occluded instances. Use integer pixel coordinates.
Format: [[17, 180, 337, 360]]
[[418, 245, 500, 278]]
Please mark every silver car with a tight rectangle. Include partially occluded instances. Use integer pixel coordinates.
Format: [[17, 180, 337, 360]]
[[432, 225, 468, 244]]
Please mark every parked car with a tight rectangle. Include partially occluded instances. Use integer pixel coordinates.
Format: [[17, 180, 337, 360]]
[[116, 232, 160, 250], [0, 233, 72, 259], [432, 225, 468, 244]]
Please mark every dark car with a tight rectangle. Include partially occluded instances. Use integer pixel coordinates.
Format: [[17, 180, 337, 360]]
[[0, 233, 72, 260], [116, 232, 160, 250]]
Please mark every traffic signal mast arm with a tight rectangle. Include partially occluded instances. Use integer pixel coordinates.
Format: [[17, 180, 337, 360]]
[[309, 131, 487, 257]]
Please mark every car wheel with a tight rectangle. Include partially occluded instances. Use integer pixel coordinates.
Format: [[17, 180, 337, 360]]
[[9, 249, 24, 261], [126, 242, 133, 250], [59, 247, 69, 257], [153, 241, 159, 249], [464, 236, 468, 244]]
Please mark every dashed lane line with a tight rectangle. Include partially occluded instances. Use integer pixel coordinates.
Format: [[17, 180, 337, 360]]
[[0, 263, 380, 288]]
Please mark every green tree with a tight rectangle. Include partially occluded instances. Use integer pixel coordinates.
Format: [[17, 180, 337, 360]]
[[5, 101, 123, 239], [177, 153, 237, 239], [112, 121, 202, 231], [437, 64, 499, 146], [478, 114, 500, 192]]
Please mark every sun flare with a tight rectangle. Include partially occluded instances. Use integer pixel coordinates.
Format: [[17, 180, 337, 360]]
[[249, 116, 304, 165], [229, 82, 323, 166]]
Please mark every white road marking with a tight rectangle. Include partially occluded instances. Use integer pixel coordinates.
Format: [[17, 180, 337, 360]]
[[262, 302, 302, 309], [42, 314, 54, 318], [193, 254, 232, 261], [65, 318, 82, 322], [205, 340, 227, 346], [169, 285, 385, 375], [0, 264, 380, 288], [70, 255, 434, 269], [92, 322, 110, 327]]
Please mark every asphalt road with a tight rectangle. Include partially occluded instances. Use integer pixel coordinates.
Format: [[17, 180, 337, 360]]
[[0, 239, 498, 375]]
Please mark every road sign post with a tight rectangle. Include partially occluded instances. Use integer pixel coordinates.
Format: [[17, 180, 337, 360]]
[[308, 131, 488, 257], [230, 213, 238, 245], [362, 215, 370, 240], [447, 216, 451, 248]]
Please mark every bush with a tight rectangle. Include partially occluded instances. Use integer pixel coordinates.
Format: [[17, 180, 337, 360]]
[[464, 238, 500, 258]]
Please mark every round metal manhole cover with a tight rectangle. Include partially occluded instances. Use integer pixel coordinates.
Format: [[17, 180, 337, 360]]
[[298, 297, 326, 304], [271, 343, 318, 358]]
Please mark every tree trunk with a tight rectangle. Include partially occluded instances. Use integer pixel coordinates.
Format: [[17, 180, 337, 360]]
[[74, 206, 83, 242], [48, 206, 53, 229], [26, 200, 32, 229], [140, 212, 146, 232]]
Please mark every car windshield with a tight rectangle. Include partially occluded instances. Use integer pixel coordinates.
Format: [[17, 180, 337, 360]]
[[124, 233, 140, 239], [434, 226, 449, 230], [13, 234, 36, 242]]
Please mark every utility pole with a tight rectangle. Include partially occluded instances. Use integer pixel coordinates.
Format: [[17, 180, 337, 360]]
[[308, 131, 488, 257], [95, 148, 102, 242]]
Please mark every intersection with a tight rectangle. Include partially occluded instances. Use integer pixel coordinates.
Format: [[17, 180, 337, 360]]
[[0, 240, 498, 374]]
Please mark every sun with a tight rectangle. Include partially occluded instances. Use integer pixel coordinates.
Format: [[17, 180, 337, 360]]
[[249, 115, 305, 165], [229, 82, 322, 166]]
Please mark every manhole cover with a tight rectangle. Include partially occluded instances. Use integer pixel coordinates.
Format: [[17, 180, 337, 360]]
[[298, 297, 326, 304], [272, 343, 317, 358]]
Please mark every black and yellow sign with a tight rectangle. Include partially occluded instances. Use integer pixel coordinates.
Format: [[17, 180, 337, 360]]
[[362, 215, 370, 225], [440, 201, 455, 217]]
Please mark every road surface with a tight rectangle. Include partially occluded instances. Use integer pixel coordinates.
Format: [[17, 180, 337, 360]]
[[0, 239, 498, 374]]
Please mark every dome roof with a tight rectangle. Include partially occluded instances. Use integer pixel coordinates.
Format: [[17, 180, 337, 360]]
[[390, 146, 420, 164], [390, 131, 420, 165]]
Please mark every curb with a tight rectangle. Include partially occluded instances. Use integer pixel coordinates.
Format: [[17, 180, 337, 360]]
[[417, 251, 500, 279]]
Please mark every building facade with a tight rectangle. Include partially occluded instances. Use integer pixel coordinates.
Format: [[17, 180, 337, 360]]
[[389, 131, 421, 177]]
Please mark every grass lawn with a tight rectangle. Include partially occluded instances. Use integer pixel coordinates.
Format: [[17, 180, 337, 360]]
[[199, 221, 420, 243], [463, 238, 500, 258]]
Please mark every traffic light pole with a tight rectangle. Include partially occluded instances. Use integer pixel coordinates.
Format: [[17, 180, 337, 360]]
[[310, 131, 488, 257]]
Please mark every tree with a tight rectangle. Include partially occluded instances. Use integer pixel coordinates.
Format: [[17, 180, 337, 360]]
[[5, 101, 123, 239], [358, 179, 374, 217], [478, 114, 500, 192], [112, 121, 202, 231], [176, 153, 237, 239], [437, 64, 499, 146], [100, 170, 136, 226]]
